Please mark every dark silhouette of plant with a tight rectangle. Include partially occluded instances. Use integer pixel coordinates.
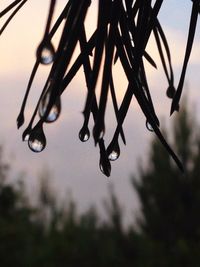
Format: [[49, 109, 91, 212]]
[[1, 99, 200, 265], [1, 0, 199, 175], [132, 101, 200, 266]]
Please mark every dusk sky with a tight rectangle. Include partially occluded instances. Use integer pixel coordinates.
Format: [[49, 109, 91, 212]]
[[0, 0, 200, 224]]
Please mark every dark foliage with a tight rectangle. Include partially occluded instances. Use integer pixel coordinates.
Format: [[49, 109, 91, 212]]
[[132, 102, 200, 266], [0, 101, 200, 266]]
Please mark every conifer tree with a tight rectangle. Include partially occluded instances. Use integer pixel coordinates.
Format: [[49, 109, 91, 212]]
[[132, 102, 200, 267]]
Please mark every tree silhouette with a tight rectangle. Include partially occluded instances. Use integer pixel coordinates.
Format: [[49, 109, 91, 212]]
[[0, 151, 137, 266], [1, 98, 200, 266], [132, 101, 200, 266]]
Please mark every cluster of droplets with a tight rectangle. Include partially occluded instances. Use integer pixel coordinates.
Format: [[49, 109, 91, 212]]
[[25, 36, 158, 175], [24, 41, 59, 153], [13, 0, 195, 178], [78, 123, 121, 177], [27, 94, 61, 153], [20, 0, 180, 177]]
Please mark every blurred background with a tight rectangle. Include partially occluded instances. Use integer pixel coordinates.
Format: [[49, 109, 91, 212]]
[[0, 1, 200, 265]]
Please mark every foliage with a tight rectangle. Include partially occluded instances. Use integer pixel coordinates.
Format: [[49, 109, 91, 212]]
[[132, 102, 200, 266], [0, 156, 139, 266], [1, 101, 200, 266]]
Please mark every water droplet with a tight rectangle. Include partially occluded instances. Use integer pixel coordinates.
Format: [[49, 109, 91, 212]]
[[99, 139, 111, 177], [166, 85, 176, 99], [29, 139, 44, 152], [28, 123, 46, 153], [99, 157, 111, 177], [24, 134, 30, 142], [146, 120, 154, 132], [93, 124, 105, 143], [45, 101, 61, 123], [37, 42, 55, 65], [22, 127, 32, 141], [39, 93, 61, 123], [99, 130, 105, 139], [107, 140, 120, 161], [79, 126, 90, 142], [108, 150, 119, 161]]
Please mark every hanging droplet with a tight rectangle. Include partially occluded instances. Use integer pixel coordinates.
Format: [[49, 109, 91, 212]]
[[107, 140, 120, 161], [45, 99, 61, 123], [108, 150, 119, 161], [24, 133, 30, 142], [39, 93, 61, 123], [28, 123, 46, 153], [166, 85, 176, 99], [99, 129, 105, 139], [99, 139, 111, 177], [79, 126, 90, 142], [93, 124, 105, 144], [146, 120, 154, 132], [37, 41, 55, 65], [22, 126, 32, 141], [99, 157, 111, 177]]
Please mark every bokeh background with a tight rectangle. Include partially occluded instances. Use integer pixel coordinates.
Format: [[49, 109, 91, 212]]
[[0, 0, 200, 225]]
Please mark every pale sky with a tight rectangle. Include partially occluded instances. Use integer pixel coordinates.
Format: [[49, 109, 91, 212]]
[[0, 0, 200, 225]]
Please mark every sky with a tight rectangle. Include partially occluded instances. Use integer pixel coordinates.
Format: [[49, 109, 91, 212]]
[[0, 0, 200, 225]]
